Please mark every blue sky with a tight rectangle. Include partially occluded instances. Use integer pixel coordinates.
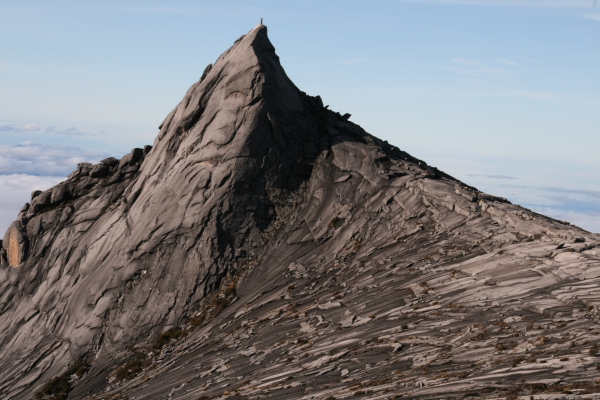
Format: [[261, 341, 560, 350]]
[[1, 0, 599, 233]]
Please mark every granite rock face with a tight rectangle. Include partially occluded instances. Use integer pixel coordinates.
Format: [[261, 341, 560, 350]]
[[1, 25, 600, 400]]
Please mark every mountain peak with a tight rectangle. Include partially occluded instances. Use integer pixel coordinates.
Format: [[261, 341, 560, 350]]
[[230, 24, 275, 57], [153, 24, 307, 165]]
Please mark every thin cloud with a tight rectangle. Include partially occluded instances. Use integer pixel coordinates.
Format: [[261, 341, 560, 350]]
[[467, 174, 519, 179], [394, 0, 597, 8], [105, 5, 205, 15], [583, 13, 600, 20], [0, 124, 15, 132], [19, 123, 40, 132], [0, 123, 98, 134], [441, 66, 517, 78], [541, 186, 600, 199], [343, 58, 373, 65], [45, 125, 101, 136], [59, 126, 89, 135], [477, 183, 600, 200], [342, 58, 405, 67], [401, 86, 585, 102], [495, 58, 519, 66], [450, 58, 483, 67], [0, 142, 111, 176], [0, 123, 41, 132], [63, 126, 104, 136], [444, 58, 520, 80], [532, 207, 600, 233], [503, 89, 578, 101]]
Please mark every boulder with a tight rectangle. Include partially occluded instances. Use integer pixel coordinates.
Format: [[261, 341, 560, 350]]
[[29, 190, 51, 214], [51, 183, 69, 204], [100, 157, 119, 167], [89, 163, 109, 178], [117, 148, 144, 169]]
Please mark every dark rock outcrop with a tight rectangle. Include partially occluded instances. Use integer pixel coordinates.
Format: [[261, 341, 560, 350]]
[[0, 25, 599, 400]]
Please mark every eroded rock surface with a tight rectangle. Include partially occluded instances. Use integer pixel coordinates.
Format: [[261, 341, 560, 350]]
[[1, 25, 599, 400]]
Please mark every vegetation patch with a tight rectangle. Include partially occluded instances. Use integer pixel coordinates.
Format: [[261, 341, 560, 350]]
[[503, 381, 600, 399], [153, 326, 187, 350], [113, 354, 152, 381], [35, 362, 89, 400], [187, 279, 237, 328], [106, 278, 239, 385]]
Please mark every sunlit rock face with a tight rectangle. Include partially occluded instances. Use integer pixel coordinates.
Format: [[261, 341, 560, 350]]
[[2, 222, 27, 267], [1, 25, 600, 400]]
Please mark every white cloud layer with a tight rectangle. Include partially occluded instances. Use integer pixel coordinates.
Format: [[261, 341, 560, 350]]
[[0, 142, 110, 176], [0, 142, 113, 234], [0, 174, 65, 235], [535, 208, 600, 234], [45, 126, 103, 135], [0, 122, 102, 136]]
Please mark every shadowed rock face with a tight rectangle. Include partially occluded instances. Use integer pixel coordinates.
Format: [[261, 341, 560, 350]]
[[1, 25, 600, 400]]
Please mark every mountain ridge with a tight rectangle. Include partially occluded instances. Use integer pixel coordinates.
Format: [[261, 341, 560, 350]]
[[1, 25, 599, 400]]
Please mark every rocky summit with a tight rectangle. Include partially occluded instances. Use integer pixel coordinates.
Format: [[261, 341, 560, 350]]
[[1, 25, 600, 400]]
